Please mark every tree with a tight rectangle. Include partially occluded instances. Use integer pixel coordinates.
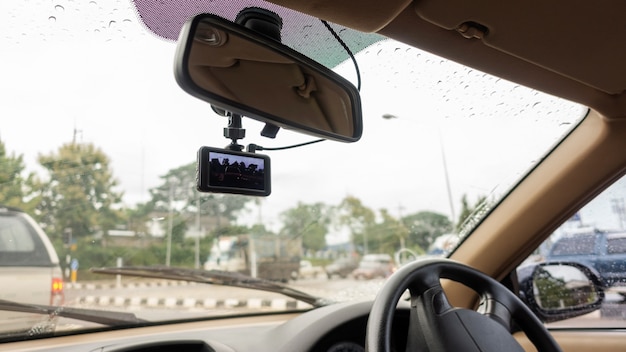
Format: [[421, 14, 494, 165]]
[[280, 202, 329, 254], [250, 223, 275, 236], [337, 195, 375, 254], [368, 208, 410, 254], [36, 142, 123, 242], [0, 139, 38, 212], [148, 162, 252, 228], [456, 194, 488, 232], [402, 211, 452, 252], [124, 201, 155, 237], [212, 224, 250, 237]]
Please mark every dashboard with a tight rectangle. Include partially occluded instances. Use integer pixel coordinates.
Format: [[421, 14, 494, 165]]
[[0, 300, 411, 352]]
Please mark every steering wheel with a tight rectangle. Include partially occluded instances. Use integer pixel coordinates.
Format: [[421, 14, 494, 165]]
[[365, 258, 562, 352]]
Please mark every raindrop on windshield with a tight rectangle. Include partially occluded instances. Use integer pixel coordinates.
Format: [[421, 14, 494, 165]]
[[108, 20, 116, 28], [54, 5, 64, 12], [48, 16, 56, 23]]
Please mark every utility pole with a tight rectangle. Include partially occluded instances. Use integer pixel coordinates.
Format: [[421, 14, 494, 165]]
[[611, 198, 625, 229], [195, 193, 201, 269], [166, 178, 174, 267], [396, 204, 406, 263], [72, 126, 82, 144]]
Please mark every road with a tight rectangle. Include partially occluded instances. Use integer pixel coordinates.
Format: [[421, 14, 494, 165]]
[[55, 276, 383, 329], [58, 277, 626, 329], [65, 276, 384, 308]]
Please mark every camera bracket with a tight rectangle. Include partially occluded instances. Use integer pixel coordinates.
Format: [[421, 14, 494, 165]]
[[223, 113, 246, 151]]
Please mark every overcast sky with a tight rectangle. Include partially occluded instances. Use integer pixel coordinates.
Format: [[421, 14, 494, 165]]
[[1, 1, 589, 239]]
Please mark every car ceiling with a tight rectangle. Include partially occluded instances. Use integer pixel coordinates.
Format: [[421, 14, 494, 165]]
[[276, 0, 626, 119], [133, 0, 626, 120]]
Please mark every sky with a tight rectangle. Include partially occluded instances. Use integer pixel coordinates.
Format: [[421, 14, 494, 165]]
[[0, 0, 589, 241]]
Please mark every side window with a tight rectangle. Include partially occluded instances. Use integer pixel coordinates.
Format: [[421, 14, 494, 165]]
[[0, 215, 36, 252], [549, 234, 596, 256], [0, 214, 51, 266], [607, 235, 626, 254], [519, 175, 626, 328]]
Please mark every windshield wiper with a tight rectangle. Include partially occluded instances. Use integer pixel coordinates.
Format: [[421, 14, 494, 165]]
[[91, 266, 333, 308], [0, 299, 147, 326]]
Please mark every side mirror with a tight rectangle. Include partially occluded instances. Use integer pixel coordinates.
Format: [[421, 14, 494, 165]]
[[519, 262, 604, 323], [174, 13, 363, 142]]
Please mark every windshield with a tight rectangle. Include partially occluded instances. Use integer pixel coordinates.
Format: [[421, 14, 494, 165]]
[[0, 0, 586, 339]]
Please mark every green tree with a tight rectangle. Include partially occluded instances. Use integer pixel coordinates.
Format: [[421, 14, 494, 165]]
[[36, 142, 123, 242], [402, 211, 452, 252], [148, 162, 252, 227], [124, 202, 155, 237], [369, 208, 410, 254], [0, 139, 38, 212], [250, 223, 275, 236], [456, 194, 488, 232], [212, 224, 250, 237], [170, 213, 189, 243], [280, 202, 329, 254], [337, 195, 375, 254]]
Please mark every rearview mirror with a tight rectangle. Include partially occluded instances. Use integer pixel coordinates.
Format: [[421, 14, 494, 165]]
[[174, 14, 363, 142]]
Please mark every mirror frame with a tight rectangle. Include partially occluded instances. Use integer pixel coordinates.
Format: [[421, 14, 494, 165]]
[[520, 261, 605, 323], [174, 14, 363, 142]]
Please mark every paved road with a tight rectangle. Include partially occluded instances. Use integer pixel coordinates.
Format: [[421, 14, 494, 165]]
[[59, 277, 626, 329], [65, 276, 383, 307]]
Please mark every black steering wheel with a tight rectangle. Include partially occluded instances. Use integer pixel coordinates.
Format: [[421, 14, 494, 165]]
[[365, 258, 562, 352]]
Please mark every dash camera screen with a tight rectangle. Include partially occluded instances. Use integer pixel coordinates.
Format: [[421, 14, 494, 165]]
[[207, 151, 266, 191]]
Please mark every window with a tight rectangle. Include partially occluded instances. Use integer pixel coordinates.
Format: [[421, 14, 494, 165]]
[[0, 214, 51, 266], [519, 174, 626, 328], [549, 234, 596, 256], [0, 217, 35, 252], [607, 235, 626, 254]]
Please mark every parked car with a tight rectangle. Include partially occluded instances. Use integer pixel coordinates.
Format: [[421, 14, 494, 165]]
[[325, 257, 359, 279], [0, 206, 64, 332], [352, 254, 395, 280], [547, 228, 626, 288], [298, 260, 325, 279]]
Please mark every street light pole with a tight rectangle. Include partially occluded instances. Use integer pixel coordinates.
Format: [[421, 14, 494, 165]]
[[381, 113, 456, 223], [195, 193, 201, 269], [438, 129, 456, 223], [166, 179, 174, 267]]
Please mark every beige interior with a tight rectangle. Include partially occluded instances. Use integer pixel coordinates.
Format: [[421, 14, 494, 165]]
[[274, 0, 626, 119]]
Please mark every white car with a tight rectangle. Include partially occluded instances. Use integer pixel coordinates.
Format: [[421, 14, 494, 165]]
[[0, 206, 64, 332], [298, 260, 325, 279]]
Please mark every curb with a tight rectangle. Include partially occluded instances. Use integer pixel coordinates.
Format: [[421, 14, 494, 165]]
[[75, 296, 312, 310], [66, 280, 196, 290]]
